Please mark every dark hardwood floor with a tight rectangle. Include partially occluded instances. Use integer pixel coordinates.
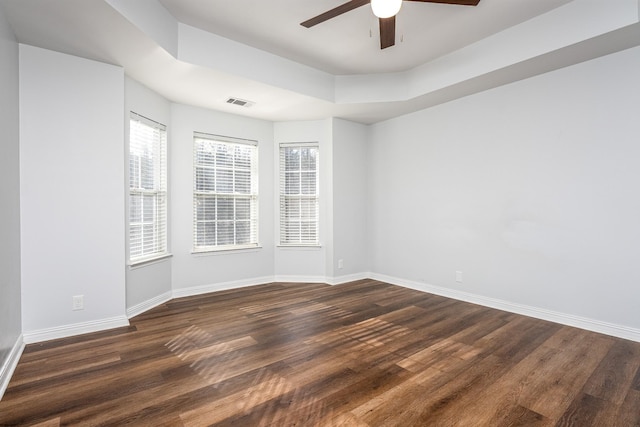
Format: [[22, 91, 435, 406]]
[[1, 279, 639, 426]]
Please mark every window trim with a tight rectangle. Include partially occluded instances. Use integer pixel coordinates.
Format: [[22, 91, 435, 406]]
[[128, 112, 169, 265], [192, 132, 259, 253], [128, 253, 172, 269], [278, 142, 320, 247]]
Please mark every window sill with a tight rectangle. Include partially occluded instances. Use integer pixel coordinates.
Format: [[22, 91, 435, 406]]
[[129, 253, 172, 269], [277, 245, 322, 250], [191, 245, 263, 256]]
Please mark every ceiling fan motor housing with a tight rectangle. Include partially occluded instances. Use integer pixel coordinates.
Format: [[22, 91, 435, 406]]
[[301, 0, 481, 50]]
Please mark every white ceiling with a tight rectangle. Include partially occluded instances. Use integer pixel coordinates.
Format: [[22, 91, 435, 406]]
[[157, 0, 571, 75], [1, 0, 639, 124]]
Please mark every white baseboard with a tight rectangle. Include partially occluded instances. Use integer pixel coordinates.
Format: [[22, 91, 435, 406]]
[[22, 316, 130, 344], [170, 272, 372, 301], [127, 291, 173, 319], [172, 276, 275, 299], [0, 335, 24, 401], [273, 273, 370, 285], [328, 272, 371, 285], [370, 273, 640, 343], [273, 274, 328, 284]]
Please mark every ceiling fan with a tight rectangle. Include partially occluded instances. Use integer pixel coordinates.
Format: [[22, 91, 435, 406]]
[[301, 0, 481, 49]]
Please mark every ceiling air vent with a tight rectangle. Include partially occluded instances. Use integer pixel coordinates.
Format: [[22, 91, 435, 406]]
[[226, 97, 255, 108]]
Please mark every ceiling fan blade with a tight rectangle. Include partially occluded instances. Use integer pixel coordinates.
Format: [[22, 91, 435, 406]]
[[405, 0, 480, 5], [301, 0, 371, 28], [379, 16, 395, 49]]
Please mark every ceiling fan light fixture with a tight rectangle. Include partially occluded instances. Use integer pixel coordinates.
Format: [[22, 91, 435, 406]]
[[371, 0, 402, 18]]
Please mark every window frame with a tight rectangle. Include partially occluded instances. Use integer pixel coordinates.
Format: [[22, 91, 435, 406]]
[[128, 112, 168, 265], [278, 142, 320, 247], [192, 132, 259, 253]]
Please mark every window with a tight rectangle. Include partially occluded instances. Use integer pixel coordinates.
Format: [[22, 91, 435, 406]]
[[279, 143, 319, 246], [193, 133, 258, 251], [129, 112, 167, 263]]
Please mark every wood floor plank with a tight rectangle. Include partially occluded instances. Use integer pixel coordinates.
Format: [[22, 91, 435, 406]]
[[361, 355, 498, 425], [633, 367, 640, 392], [1, 280, 638, 426], [179, 370, 295, 426], [9, 349, 121, 387], [432, 329, 578, 425], [319, 363, 413, 419], [493, 405, 550, 427], [518, 330, 614, 420], [554, 393, 610, 427], [28, 418, 61, 427], [582, 338, 640, 404], [615, 388, 640, 426]]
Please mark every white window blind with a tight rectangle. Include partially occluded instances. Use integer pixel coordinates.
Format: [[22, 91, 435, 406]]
[[193, 133, 258, 251], [279, 143, 319, 246], [129, 112, 168, 262]]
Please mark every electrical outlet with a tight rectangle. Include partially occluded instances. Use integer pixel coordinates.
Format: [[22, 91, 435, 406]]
[[455, 271, 463, 283], [72, 295, 84, 311], [338, 259, 344, 269]]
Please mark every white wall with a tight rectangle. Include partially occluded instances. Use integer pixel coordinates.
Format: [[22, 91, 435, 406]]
[[19, 45, 127, 340], [170, 103, 275, 294], [125, 77, 173, 314], [273, 120, 334, 281], [369, 46, 640, 334], [0, 5, 22, 396], [332, 118, 369, 279]]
